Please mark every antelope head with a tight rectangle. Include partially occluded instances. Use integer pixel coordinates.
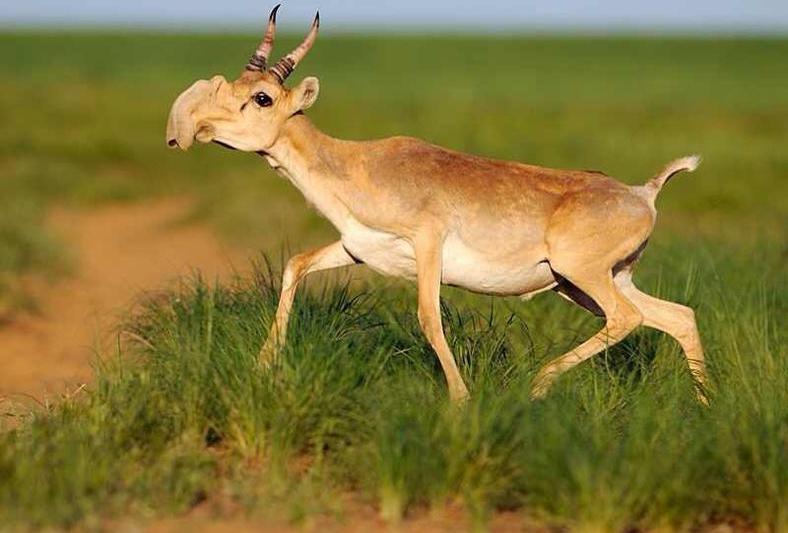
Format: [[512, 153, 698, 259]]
[[166, 4, 321, 152]]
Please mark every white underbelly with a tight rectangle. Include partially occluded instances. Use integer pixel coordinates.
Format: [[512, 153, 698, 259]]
[[441, 234, 555, 295], [341, 220, 555, 297]]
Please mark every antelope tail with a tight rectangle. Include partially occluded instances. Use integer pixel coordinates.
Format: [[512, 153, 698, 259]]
[[640, 155, 701, 202]]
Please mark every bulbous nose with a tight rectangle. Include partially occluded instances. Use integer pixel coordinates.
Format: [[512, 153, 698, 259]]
[[165, 76, 227, 151], [166, 78, 215, 151]]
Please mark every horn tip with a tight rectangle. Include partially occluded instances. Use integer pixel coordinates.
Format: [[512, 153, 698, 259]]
[[270, 3, 281, 21], [315, 11, 320, 26]]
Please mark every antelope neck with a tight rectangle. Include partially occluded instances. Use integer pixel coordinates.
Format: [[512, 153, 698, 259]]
[[260, 114, 362, 231], [263, 114, 351, 179]]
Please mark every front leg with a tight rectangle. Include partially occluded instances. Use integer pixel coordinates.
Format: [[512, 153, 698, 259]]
[[260, 241, 357, 365], [414, 232, 469, 403]]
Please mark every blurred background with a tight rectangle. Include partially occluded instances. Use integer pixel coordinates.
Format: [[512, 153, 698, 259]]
[[0, 1, 786, 393]]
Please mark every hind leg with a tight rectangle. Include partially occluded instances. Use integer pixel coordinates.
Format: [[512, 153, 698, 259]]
[[531, 268, 643, 399], [533, 188, 655, 398], [615, 271, 708, 404]]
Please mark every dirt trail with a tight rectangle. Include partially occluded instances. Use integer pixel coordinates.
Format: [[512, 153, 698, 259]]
[[0, 197, 247, 400]]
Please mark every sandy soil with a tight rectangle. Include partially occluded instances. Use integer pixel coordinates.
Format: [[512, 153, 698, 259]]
[[144, 501, 541, 533], [0, 197, 247, 401]]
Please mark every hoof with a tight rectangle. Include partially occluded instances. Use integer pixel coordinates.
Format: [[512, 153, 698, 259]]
[[695, 387, 710, 407], [449, 384, 470, 405], [529, 377, 552, 401], [257, 342, 280, 369]]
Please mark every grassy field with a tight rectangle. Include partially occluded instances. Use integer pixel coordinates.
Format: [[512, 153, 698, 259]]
[[0, 32, 786, 530]]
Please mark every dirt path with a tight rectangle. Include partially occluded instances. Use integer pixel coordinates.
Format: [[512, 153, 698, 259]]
[[0, 197, 247, 400]]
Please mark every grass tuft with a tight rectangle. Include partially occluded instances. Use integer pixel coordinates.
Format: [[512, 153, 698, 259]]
[[1, 242, 784, 530]]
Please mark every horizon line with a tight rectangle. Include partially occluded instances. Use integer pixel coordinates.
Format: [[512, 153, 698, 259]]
[[2, 21, 787, 38]]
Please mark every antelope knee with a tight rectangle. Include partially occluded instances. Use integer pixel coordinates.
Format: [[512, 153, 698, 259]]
[[610, 304, 643, 332], [417, 306, 442, 339]]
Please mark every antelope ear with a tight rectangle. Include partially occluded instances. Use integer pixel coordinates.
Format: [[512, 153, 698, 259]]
[[290, 76, 320, 111]]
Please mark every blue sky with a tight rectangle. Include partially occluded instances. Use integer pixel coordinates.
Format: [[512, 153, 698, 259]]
[[2, 0, 787, 33]]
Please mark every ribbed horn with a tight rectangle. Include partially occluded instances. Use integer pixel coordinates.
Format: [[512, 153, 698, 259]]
[[269, 11, 319, 83], [245, 4, 281, 72]]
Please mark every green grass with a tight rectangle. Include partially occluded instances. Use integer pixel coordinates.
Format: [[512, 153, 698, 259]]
[[0, 32, 786, 529], [0, 246, 785, 530], [0, 198, 67, 315], [1, 33, 786, 246]]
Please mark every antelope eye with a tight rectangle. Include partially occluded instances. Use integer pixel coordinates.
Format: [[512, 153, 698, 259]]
[[253, 91, 273, 107]]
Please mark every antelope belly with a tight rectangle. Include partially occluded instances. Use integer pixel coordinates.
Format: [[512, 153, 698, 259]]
[[340, 220, 555, 296], [441, 235, 556, 296]]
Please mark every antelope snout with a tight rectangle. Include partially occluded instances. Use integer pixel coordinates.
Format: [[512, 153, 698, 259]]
[[165, 108, 196, 151], [166, 78, 220, 151]]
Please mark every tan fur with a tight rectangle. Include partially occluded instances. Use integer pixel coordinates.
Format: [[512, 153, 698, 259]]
[[166, 16, 707, 403]]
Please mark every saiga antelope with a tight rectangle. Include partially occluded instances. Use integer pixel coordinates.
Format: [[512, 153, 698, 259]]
[[166, 6, 708, 403]]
